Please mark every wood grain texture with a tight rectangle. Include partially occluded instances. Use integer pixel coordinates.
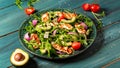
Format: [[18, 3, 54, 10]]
[[0, 0, 120, 68], [102, 58, 120, 68]]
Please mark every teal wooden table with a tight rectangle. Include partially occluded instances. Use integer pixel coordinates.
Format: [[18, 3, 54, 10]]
[[1, 0, 120, 68]]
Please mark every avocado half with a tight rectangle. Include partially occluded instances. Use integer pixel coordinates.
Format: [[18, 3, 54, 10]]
[[10, 48, 29, 66]]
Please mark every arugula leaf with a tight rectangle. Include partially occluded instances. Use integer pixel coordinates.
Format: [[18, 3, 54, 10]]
[[92, 11, 105, 29], [15, 0, 40, 9], [28, 0, 39, 7], [45, 40, 52, 57], [15, 0, 23, 9]]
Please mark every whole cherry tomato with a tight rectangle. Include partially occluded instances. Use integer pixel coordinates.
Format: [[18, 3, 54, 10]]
[[91, 4, 100, 13], [24, 7, 35, 15], [72, 42, 81, 50], [82, 3, 91, 11]]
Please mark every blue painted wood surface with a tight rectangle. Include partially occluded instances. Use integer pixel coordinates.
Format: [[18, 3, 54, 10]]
[[1, 0, 120, 68]]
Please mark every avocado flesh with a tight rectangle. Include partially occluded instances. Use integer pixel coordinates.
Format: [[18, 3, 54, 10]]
[[10, 48, 29, 66], [61, 17, 76, 23]]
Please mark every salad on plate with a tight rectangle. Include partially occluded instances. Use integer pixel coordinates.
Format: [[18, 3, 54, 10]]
[[19, 9, 96, 59]]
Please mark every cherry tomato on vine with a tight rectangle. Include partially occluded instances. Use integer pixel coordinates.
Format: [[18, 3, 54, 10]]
[[91, 4, 100, 13], [24, 7, 35, 15], [72, 42, 81, 50], [82, 3, 91, 11]]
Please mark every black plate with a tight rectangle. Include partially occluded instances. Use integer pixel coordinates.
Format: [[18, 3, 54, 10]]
[[19, 9, 97, 60]]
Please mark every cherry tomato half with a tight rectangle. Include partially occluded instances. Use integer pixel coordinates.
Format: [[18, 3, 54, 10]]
[[57, 13, 65, 22], [82, 3, 91, 11], [24, 7, 35, 15], [72, 42, 81, 50], [91, 4, 100, 13]]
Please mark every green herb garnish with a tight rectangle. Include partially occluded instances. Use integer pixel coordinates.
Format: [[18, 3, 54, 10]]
[[15, 0, 39, 9], [92, 11, 105, 29]]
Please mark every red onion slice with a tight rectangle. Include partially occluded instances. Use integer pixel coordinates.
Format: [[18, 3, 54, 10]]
[[80, 22, 88, 29], [56, 51, 65, 54], [53, 29, 57, 36], [24, 32, 31, 41], [68, 32, 77, 35], [32, 19, 38, 26]]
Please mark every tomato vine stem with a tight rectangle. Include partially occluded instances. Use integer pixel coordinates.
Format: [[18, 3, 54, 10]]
[[92, 11, 102, 29]]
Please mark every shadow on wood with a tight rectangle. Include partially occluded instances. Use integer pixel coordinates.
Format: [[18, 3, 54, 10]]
[[8, 57, 39, 68]]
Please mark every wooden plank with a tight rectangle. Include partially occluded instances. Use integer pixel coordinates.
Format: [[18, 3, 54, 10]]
[[102, 58, 120, 68], [0, 32, 22, 67], [102, 10, 120, 26], [0, 0, 15, 9]]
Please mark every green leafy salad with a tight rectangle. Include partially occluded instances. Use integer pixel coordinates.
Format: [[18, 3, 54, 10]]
[[22, 10, 95, 58]]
